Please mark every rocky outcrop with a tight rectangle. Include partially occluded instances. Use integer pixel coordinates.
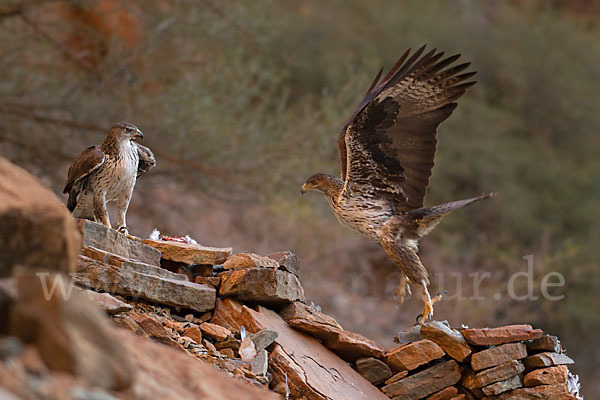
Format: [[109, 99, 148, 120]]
[[0, 157, 81, 277], [0, 166, 583, 400]]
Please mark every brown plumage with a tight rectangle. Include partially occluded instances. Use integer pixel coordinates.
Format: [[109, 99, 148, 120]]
[[63, 122, 155, 234], [301, 46, 494, 324]]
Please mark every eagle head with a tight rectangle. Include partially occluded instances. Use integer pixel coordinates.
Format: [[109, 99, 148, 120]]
[[110, 122, 144, 142], [301, 173, 342, 197]]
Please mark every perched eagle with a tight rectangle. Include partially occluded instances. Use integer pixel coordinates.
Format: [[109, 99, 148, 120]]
[[301, 46, 494, 324], [63, 122, 156, 234]]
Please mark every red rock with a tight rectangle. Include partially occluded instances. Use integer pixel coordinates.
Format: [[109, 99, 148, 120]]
[[450, 395, 466, 400], [355, 357, 392, 385], [471, 342, 527, 371], [324, 330, 386, 362], [238, 337, 257, 361], [523, 352, 574, 369], [130, 314, 170, 341], [182, 326, 203, 344], [461, 360, 525, 389], [421, 321, 472, 362], [195, 276, 221, 289], [220, 348, 235, 359], [81, 246, 127, 267], [280, 301, 343, 341], [111, 314, 148, 336], [200, 322, 231, 342], [461, 325, 543, 346], [385, 370, 409, 385], [211, 298, 245, 331], [142, 239, 232, 265], [523, 365, 568, 387], [237, 305, 389, 399], [386, 340, 445, 372], [10, 273, 134, 391], [215, 337, 241, 352], [426, 386, 458, 400], [219, 268, 305, 305], [481, 383, 575, 399], [116, 330, 278, 399], [223, 253, 279, 270], [0, 157, 81, 277], [381, 360, 461, 399]]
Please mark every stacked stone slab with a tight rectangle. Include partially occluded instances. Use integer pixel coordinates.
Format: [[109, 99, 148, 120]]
[[70, 220, 581, 400]]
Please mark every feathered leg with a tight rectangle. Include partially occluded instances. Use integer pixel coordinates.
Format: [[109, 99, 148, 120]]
[[381, 217, 433, 324], [116, 186, 134, 235], [93, 190, 111, 228]]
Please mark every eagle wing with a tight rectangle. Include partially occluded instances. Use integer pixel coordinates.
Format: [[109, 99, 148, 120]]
[[135, 143, 156, 177], [63, 145, 105, 212], [63, 145, 105, 194], [338, 46, 476, 211]]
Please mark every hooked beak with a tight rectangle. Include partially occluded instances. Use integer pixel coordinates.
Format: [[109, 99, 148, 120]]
[[134, 129, 144, 140], [300, 183, 309, 195]]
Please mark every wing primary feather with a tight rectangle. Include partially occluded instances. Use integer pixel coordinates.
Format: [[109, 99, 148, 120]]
[[422, 54, 461, 79], [434, 62, 472, 83], [364, 67, 383, 97], [380, 48, 411, 84]]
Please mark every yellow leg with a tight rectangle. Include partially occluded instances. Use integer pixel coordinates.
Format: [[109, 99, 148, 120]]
[[415, 282, 447, 325]]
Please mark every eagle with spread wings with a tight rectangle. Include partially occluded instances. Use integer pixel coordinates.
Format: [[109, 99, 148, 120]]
[[63, 122, 155, 234], [301, 46, 494, 324]]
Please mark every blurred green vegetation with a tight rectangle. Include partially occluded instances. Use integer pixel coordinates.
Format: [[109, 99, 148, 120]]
[[1, 0, 598, 396]]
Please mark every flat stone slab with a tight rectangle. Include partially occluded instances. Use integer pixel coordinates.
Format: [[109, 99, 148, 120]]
[[481, 383, 575, 399], [356, 357, 392, 385], [280, 301, 343, 341], [200, 322, 231, 342], [523, 352, 574, 369], [237, 305, 389, 400], [223, 253, 279, 270], [426, 386, 458, 400], [471, 342, 527, 371], [461, 325, 543, 346], [462, 360, 525, 389], [523, 365, 568, 387], [481, 374, 523, 396], [323, 330, 386, 362], [142, 239, 231, 265], [79, 289, 133, 315], [385, 370, 408, 386], [77, 219, 161, 267], [74, 256, 216, 312], [219, 268, 305, 305], [381, 360, 461, 400], [421, 321, 471, 362], [386, 340, 445, 372], [82, 247, 187, 281]]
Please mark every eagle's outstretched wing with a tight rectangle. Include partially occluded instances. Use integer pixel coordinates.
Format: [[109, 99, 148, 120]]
[[63, 145, 105, 211], [135, 143, 156, 177], [337, 46, 476, 211]]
